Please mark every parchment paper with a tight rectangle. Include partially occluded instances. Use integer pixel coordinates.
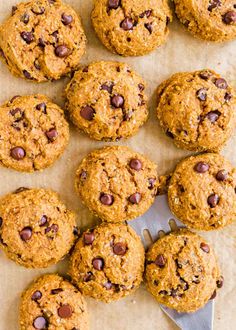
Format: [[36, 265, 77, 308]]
[[0, 1, 236, 329]]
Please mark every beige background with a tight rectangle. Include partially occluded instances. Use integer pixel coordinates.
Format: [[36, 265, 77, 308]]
[[0, 0, 236, 329]]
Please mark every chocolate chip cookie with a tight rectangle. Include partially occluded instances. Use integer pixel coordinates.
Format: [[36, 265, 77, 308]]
[[75, 146, 159, 223], [174, 0, 236, 42], [91, 0, 172, 56], [157, 69, 236, 152], [69, 223, 144, 302], [0, 0, 86, 82], [65, 61, 148, 141], [0, 94, 69, 172], [168, 153, 236, 230], [0, 188, 76, 268], [19, 274, 89, 330], [145, 229, 222, 312]]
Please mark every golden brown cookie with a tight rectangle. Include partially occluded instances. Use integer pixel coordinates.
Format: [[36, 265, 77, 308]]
[[157, 69, 236, 152], [174, 0, 236, 42], [168, 153, 236, 230], [19, 274, 89, 330], [65, 61, 148, 141], [0, 94, 69, 172], [0, 0, 86, 82], [75, 146, 159, 223], [69, 223, 144, 302], [91, 0, 172, 56], [145, 229, 222, 312], [0, 188, 77, 268]]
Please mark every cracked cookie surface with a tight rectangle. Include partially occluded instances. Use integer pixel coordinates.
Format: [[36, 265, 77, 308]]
[[69, 223, 145, 302], [145, 229, 221, 312], [0, 94, 69, 172], [0, 188, 76, 268], [168, 153, 236, 230], [174, 0, 236, 42], [91, 0, 172, 56], [65, 61, 148, 141], [75, 146, 159, 223], [156, 69, 236, 152], [19, 274, 89, 330], [0, 0, 86, 82]]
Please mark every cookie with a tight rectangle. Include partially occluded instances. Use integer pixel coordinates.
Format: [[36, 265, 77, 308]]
[[91, 0, 172, 56], [0, 94, 69, 172], [168, 153, 236, 230], [0, 0, 86, 82], [19, 274, 89, 330], [65, 61, 148, 141], [69, 223, 144, 302], [145, 229, 222, 312], [157, 69, 236, 152], [0, 188, 77, 268], [174, 0, 236, 42], [75, 146, 159, 223]]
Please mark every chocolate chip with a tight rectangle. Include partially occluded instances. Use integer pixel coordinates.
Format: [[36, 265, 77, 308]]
[[10, 147, 26, 160], [225, 92, 232, 102], [36, 103, 47, 113], [138, 84, 145, 92], [111, 94, 124, 108], [52, 31, 59, 43], [159, 290, 168, 295], [155, 254, 166, 268], [84, 272, 93, 282], [166, 16, 170, 25], [92, 257, 104, 270], [12, 6, 17, 15], [120, 18, 133, 30], [216, 170, 228, 181], [21, 13, 29, 24], [80, 171, 87, 181], [207, 194, 220, 208], [129, 193, 141, 204], [84, 232, 95, 245], [148, 178, 156, 190], [199, 71, 212, 80], [58, 304, 72, 318], [31, 291, 42, 301], [166, 130, 174, 139], [14, 187, 29, 194], [51, 288, 63, 294], [208, 0, 221, 11], [206, 110, 221, 123], [139, 10, 152, 18], [55, 45, 71, 58], [23, 70, 32, 79], [100, 193, 114, 206], [10, 108, 22, 116], [104, 282, 113, 290], [129, 159, 142, 171], [194, 162, 209, 173], [101, 83, 114, 93], [10, 95, 20, 103], [82, 66, 88, 72], [113, 242, 127, 255], [196, 88, 207, 101], [51, 224, 58, 233], [223, 11, 236, 24], [215, 78, 228, 89], [200, 242, 210, 253], [21, 31, 34, 44], [33, 316, 47, 329], [80, 106, 95, 121], [20, 227, 32, 241], [73, 226, 79, 236], [61, 13, 73, 25], [34, 60, 41, 70], [108, 0, 120, 9], [38, 38, 45, 48], [216, 276, 224, 288], [46, 129, 58, 142], [32, 6, 45, 15], [0, 217, 2, 228], [210, 290, 217, 300], [39, 215, 48, 227], [144, 22, 153, 34]]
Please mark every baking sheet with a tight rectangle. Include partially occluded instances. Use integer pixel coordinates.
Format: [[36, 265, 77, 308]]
[[0, 0, 236, 329]]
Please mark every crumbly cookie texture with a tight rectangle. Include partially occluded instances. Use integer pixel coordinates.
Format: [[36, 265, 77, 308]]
[[65, 61, 148, 141], [168, 153, 236, 231], [157, 69, 236, 152], [0, 188, 77, 268], [0, 94, 69, 172], [174, 0, 236, 42], [0, 0, 86, 82], [91, 0, 172, 56], [19, 274, 89, 330], [75, 146, 159, 223], [145, 229, 222, 313], [69, 223, 145, 302]]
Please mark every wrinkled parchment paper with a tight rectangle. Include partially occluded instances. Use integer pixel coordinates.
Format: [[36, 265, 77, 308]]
[[0, 1, 236, 329]]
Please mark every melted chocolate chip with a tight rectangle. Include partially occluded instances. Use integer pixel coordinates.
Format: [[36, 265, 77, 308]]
[[113, 242, 127, 255], [21, 13, 29, 24], [20, 227, 32, 241], [208, 0, 221, 11], [10, 95, 20, 103], [148, 178, 156, 190], [155, 254, 166, 267], [14, 187, 29, 194], [104, 282, 113, 290], [207, 194, 219, 208], [92, 257, 104, 270], [39, 215, 48, 227], [21, 31, 34, 44], [194, 162, 209, 173], [144, 22, 153, 34], [129, 193, 141, 204], [100, 193, 114, 206], [120, 18, 133, 30], [32, 6, 45, 15], [139, 10, 152, 18], [224, 92, 232, 102], [10, 147, 26, 160], [223, 11, 236, 24], [84, 232, 95, 245], [10, 108, 22, 116], [84, 272, 93, 282], [32, 291, 42, 301], [200, 242, 210, 253], [58, 304, 72, 318], [196, 88, 207, 101], [206, 110, 221, 123], [51, 288, 63, 294], [129, 158, 142, 171], [80, 106, 95, 121], [36, 103, 47, 113], [55, 45, 71, 58]]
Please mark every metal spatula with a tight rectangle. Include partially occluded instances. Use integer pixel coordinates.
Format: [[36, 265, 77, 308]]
[[128, 194, 214, 330]]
